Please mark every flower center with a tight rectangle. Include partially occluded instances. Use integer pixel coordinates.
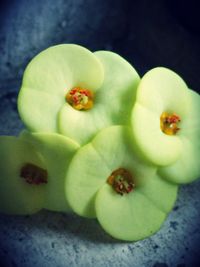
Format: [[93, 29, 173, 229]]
[[160, 112, 181, 135], [66, 87, 94, 110], [20, 163, 48, 185], [107, 168, 135, 196]]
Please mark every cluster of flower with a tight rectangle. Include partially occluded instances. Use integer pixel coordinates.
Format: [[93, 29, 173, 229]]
[[0, 44, 200, 241]]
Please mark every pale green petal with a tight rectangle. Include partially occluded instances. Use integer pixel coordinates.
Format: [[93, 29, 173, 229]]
[[0, 136, 45, 214], [158, 89, 200, 184], [159, 136, 200, 184], [136, 67, 190, 116], [22, 44, 104, 95], [93, 127, 178, 214], [95, 184, 166, 241], [91, 126, 155, 178], [18, 88, 64, 132], [180, 89, 200, 140], [18, 44, 104, 134], [58, 51, 140, 144], [94, 51, 140, 124], [65, 126, 155, 218], [58, 103, 110, 145], [131, 103, 182, 166], [92, 127, 178, 241], [20, 131, 79, 212], [65, 144, 110, 218], [136, 173, 178, 213]]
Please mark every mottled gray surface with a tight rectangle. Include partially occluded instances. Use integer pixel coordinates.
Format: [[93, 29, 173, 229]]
[[0, 193, 200, 267], [0, 0, 200, 266]]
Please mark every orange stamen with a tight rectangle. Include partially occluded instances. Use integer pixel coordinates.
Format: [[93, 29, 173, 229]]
[[107, 168, 135, 196], [160, 112, 181, 135], [66, 87, 94, 111]]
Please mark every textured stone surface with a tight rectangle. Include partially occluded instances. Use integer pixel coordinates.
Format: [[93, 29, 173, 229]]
[[0, 129, 200, 267], [0, 1, 200, 266]]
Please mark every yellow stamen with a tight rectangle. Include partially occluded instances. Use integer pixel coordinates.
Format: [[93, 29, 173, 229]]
[[160, 112, 181, 135], [66, 87, 94, 111]]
